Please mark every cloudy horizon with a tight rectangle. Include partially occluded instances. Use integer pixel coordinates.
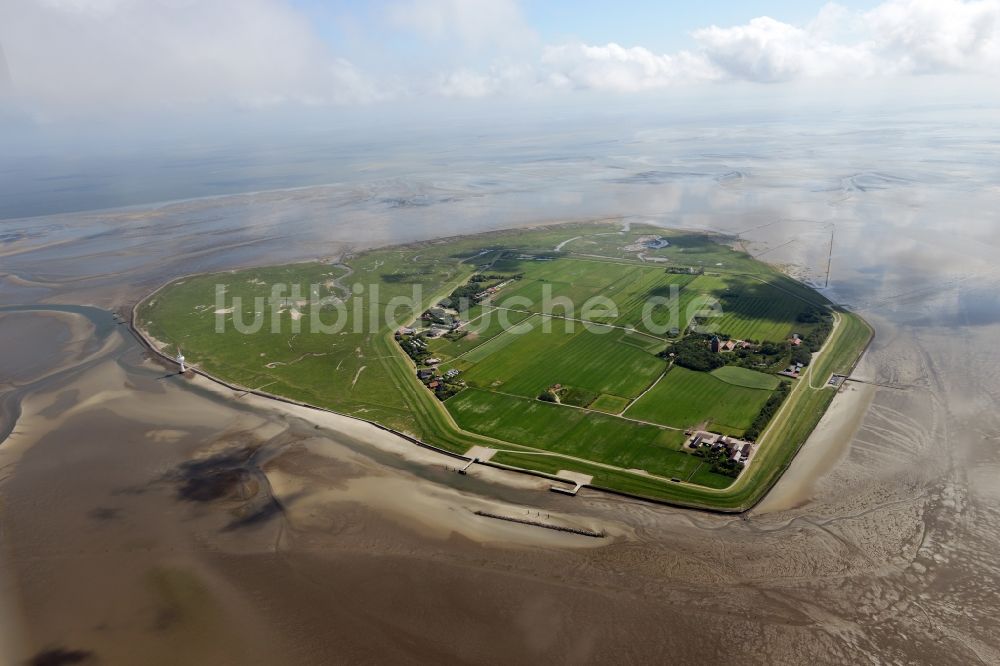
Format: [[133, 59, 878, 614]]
[[1, 0, 998, 120]]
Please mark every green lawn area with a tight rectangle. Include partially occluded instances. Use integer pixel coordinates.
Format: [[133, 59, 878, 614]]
[[449, 389, 697, 478], [459, 314, 540, 364], [589, 394, 630, 414], [458, 323, 665, 400], [710, 365, 781, 390], [138, 221, 872, 510], [685, 273, 826, 342], [498, 258, 636, 316], [613, 271, 701, 336], [624, 366, 775, 435], [558, 386, 599, 408]]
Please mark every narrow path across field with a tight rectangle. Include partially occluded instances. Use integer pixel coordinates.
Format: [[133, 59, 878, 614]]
[[482, 386, 684, 431], [487, 306, 666, 341], [622, 365, 670, 414], [553, 236, 582, 252]]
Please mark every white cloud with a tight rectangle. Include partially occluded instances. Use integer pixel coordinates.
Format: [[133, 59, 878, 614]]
[[526, 0, 1000, 92], [541, 43, 714, 92], [0, 0, 382, 113], [1, 0, 998, 113], [865, 0, 1000, 73], [693, 15, 875, 83]]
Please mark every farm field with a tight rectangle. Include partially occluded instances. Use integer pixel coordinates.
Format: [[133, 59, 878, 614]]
[[498, 257, 638, 315], [448, 389, 696, 478], [464, 324, 665, 399], [138, 221, 872, 510], [624, 366, 775, 435]]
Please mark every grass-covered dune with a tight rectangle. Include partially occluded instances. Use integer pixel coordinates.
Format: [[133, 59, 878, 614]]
[[137, 222, 872, 511]]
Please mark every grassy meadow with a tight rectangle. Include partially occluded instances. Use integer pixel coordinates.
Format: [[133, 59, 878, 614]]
[[624, 366, 775, 435], [138, 221, 872, 510]]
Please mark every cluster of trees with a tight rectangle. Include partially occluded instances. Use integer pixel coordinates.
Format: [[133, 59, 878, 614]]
[[795, 309, 833, 353], [431, 381, 463, 401], [692, 447, 744, 479], [719, 308, 834, 371], [796, 308, 827, 324], [441, 272, 522, 307], [711, 454, 745, 479], [790, 346, 813, 367], [441, 285, 480, 307], [665, 266, 703, 275], [779, 308, 835, 367], [660, 333, 726, 371], [469, 272, 520, 283], [738, 341, 787, 367], [744, 381, 791, 441], [398, 335, 429, 364]]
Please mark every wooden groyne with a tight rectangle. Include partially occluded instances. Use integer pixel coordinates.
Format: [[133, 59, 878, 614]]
[[473, 511, 605, 538]]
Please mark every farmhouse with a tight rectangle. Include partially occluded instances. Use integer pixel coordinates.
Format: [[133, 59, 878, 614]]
[[779, 363, 805, 378], [686, 430, 754, 468], [473, 279, 514, 301]]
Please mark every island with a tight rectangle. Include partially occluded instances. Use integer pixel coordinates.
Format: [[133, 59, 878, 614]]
[[135, 222, 872, 511]]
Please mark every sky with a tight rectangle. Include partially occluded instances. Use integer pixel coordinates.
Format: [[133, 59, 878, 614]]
[[0, 0, 1000, 115], [0, 0, 998, 129], [0, 0, 997, 220], [300, 1, 876, 54]]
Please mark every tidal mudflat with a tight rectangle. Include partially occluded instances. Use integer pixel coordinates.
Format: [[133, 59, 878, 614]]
[[1, 118, 999, 663]]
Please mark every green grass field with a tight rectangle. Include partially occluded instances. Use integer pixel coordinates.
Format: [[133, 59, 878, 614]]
[[710, 365, 781, 390], [589, 394, 631, 414], [480, 325, 665, 399], [427, 307, 531, 358], [624, 366, 775, 435], [138, 221, 872, 510], [448, 389, 696, 478]]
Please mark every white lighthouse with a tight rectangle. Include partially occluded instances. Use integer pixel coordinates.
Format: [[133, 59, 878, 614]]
[[176, 349, 186, 373]]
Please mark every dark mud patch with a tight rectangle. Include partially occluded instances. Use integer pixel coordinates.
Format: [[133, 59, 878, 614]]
[[87, 506, 121, 521], [165, 443, 297, 532], [171, 446, 263, 503], [27, 647, 94, 666]]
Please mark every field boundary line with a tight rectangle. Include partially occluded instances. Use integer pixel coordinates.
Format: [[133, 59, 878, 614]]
[[488, 306, 668, 341], [622, 365, 670, 414], [472, 386, 684, 432]]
